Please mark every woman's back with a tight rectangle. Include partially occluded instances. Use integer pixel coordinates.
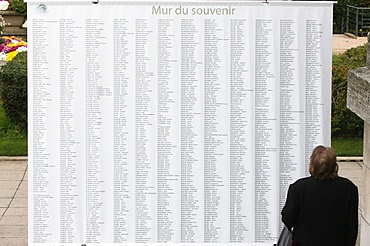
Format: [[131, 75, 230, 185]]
[[282, 146, 358, 246], [282, 176, 358, 246]]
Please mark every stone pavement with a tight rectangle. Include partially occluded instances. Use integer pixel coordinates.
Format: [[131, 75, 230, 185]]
[[332, 33, 368, 55], [0, 34, 367, 245], [0, 157, 364, 245], [337, 160, 364, 246], [0, 157, 27, 245]]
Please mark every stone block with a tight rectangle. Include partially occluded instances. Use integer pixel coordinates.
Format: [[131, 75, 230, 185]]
[[0, 225, 27, 238], [347, 67, 370, 123], [0, 161, 27, 171], [0, 237, 28, 246], [9, 198, 27, 208], [0, 215, 27, 226], [0, 171, 25, 181], [361, 122, 370, 240], [347, 37, 370, 244], [364, 122, 370, 168], [5, 207, 27, 216], [360, 216, 370, 246], [362, 166, 370, 223], [0, 198, 12, 208], [14, 181, 27, 198], [360, 121, 370, 246], [367, 42, 370, 68]]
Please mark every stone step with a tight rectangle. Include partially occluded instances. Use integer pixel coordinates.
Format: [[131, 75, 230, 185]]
[[3, 27, 26, 35], [2, 27, 27, 41]]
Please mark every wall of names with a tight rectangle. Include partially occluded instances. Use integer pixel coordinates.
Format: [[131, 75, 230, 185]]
[[28, 1, 333, 245]]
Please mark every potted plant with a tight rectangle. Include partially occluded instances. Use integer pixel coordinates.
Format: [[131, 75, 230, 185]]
[[0, 0, 26, 27], [0, 0, 26, 38]]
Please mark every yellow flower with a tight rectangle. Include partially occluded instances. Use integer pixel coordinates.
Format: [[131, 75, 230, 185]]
[[2, 36, 15, 41], [6, 42, 27, 48], [6, 51, 18, 61]]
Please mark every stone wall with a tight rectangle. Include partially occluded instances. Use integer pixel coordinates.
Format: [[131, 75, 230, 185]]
[[347, 34, 370, 246], [361, 121, 370, 245]]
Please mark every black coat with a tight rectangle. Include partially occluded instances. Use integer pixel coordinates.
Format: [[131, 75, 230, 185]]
[[281, 176, 358, 246]]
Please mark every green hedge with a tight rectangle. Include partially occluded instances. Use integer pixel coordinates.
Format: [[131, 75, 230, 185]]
[[0, 51, 27, 133], [332, 45, 366, 138]]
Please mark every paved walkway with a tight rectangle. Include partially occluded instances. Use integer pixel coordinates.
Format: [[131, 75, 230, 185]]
[[0, 157, 27, 245], [0, 34, 367, 245], [332, 33, 368, 55]]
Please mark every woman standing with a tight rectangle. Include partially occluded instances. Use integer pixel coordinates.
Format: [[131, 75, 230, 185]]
[[281, 146, 359, 246]]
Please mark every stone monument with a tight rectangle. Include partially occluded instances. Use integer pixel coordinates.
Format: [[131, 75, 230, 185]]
[[347, 32, 370, 246]]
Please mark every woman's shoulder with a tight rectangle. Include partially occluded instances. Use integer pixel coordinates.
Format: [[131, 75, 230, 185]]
[[292, 176, 313, 185], [336, 176, 358, 189], [292, 176, 357, 189], [289, 177, 313, 190]]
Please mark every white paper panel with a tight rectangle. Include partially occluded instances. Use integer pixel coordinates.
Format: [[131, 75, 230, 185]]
[[28, 1, 333, 245]]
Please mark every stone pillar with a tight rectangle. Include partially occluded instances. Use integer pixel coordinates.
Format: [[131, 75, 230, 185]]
[[347, 32, 370, 246]]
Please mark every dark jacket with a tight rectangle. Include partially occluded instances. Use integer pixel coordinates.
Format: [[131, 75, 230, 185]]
[[281, 176, 358, 246]]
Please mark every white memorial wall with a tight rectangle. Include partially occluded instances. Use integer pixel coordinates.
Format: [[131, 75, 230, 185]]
[[27, 1, 333, 245]]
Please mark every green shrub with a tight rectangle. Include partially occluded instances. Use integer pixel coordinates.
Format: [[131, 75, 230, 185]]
[[0, 51, 27, 132], [9, 0, 27, 16], [332, 45, 366, 138]]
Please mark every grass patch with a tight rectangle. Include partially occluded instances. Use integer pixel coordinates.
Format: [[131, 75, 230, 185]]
[[0, 101, 27, 156], [331, 138, 363, 156]]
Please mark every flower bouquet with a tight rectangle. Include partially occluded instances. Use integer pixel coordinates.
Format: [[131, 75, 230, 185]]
[[0, 36, 27, 61], [0, 0, 9, 11], [0, 15, 7, 34]]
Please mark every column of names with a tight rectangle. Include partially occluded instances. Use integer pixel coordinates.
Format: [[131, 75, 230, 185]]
[[305, 20, 324, 174], [230, 18, 252, 242], [31, 18, 59, 244], [204, 18, 230, 243], [180, 18, 204, 243], [113, 18, 136, 242], [157, 18, 181, 242], [135, 18, 157, 243], [254, 18, 278, 242], [278, 19, 302, 216]]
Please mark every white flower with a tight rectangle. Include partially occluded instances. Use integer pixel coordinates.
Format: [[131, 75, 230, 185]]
[[0, 52, 7, 61], [16, 46, 27, 52], [0, 1, 9, 11]]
